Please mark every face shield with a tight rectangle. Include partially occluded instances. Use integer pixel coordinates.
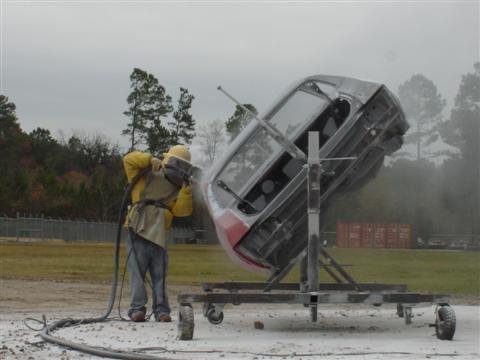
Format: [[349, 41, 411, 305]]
[[163, 155, 193, 187]]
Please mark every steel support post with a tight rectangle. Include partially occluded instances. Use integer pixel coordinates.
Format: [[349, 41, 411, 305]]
[[299, 256, 308, 293], [15, 212, 19, 242], [307, 131, 321, 322]]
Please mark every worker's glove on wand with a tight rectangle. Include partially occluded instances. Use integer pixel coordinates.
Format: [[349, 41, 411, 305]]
[[182, 173, 191, 186], [150, 157, 163, 172]]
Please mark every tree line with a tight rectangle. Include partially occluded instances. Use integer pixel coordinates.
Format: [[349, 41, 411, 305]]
[[0, 104, 125, 220], [0, 65, 478, 242], [326, 64, 479, 241], [0, 67, 252, 221]]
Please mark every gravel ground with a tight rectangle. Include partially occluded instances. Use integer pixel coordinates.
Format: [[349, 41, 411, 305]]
[[1, 280, 479, 359], [1, 307, 479, 358]]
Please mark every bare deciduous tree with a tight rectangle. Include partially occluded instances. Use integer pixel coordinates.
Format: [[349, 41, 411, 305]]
[[197, 119, 225, 166]]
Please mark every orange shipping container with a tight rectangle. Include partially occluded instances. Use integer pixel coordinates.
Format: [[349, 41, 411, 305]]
[[398, 224, 411, 249], [348, 223, 361, 248], [373, 224, 387, 248], [386, 224, 398, 248], [360, 223, 374, 247], [336, 223, 411, 249], [336, 223, 349, 248]]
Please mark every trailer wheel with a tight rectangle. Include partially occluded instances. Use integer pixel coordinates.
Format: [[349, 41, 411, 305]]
[[178, 305, 194, 340], [207, 308, 224, 325], [436, 305, 456, 340], [203, 302, 212, 317]]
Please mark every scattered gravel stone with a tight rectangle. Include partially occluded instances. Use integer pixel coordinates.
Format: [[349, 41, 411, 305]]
[[254, 321, 264, 330]]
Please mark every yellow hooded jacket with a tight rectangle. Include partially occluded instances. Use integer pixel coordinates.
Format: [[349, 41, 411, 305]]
[[123, 151, 193, 247]]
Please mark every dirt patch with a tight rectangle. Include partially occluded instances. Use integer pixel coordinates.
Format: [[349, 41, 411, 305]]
[[0, 279, 199, 313], [1, 279, 479, 314]]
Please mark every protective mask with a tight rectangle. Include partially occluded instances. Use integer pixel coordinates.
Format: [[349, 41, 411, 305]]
[[163, 155, 193, 187]]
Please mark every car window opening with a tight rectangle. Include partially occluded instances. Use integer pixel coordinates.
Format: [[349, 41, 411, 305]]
[[241, 154, 303, 214], [267, 89, 329, 139], [214, 128, 284, 208], [216, 179, 258, 213], [294, 98, 350, 153], [238, 98, 351, 214]]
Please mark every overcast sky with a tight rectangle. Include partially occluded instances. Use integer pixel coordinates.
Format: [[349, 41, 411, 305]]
[[1, 0, 479, 152]]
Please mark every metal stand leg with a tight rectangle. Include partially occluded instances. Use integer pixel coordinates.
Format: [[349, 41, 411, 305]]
[[299, 256, 308, 293], [404, 306, 413, 325], [397, 303, 404, 318], [307, 132, 321, 322]]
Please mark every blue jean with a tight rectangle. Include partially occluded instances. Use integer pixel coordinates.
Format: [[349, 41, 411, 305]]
[[126, 230, 170, 317]]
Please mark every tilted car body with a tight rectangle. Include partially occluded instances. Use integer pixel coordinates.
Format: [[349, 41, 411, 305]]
[[204, 75, 408, 279]]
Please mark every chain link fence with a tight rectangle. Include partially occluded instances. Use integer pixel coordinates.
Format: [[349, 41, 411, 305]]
[[0, 214, 123, 242], [0, 214, 217, 244], [2, 214, 475, 249]]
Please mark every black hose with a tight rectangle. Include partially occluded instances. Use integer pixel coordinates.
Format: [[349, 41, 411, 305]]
[[39, 166, 175, 360]]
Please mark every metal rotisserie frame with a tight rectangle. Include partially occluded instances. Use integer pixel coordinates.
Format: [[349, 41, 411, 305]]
[[177, 130, 454, 341]]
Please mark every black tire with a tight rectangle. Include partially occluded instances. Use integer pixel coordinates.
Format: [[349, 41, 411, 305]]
[[207, 308, 224, 325], [178, 305, 194, 340], [203, 302, 213, 317], [436, 306, 456, 340]]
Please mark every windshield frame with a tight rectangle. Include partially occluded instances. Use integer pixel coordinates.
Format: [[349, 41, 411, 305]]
[[215, 84, 331, 205], [264, 85, 330, 142]]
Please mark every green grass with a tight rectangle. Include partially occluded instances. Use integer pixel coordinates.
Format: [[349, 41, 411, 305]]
[[0, 242, 479, 295]]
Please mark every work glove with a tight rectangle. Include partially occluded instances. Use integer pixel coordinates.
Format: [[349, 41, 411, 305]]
[[182, 172, 191, 185], [150, 157, 163, 172]]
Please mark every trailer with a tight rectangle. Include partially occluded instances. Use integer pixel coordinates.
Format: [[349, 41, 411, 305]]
[[177, 132, 456, 341]]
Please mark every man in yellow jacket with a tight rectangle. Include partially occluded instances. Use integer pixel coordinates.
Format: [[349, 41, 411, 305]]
[[123, 145, 193, 322]]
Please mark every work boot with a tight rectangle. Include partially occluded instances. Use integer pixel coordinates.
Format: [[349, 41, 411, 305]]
[[130, 310, 146, 322], [155, 313, 172, 322]]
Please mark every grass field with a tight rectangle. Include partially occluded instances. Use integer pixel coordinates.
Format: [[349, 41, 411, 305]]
[[0, 241, 479, 295]]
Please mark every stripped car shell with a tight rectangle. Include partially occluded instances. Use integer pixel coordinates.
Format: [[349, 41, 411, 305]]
[[204, 75, 408, 278]]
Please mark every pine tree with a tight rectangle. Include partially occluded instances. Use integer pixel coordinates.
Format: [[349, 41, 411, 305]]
[[168, 87, 195, 145], [440, 63, 480, 160], [0, 95, 26, 212], [29, 127, 59, 166], [397, 75, 446, 239], [122, 68, 172, 152], [397, 74, 446, 161], [0, 95, 20, 141], [144, 80, 173, 153], [439, 63, 480, 240], [225, 104, 257, 142], [145, 123, 172, 154], [0, 95, 29, 171]]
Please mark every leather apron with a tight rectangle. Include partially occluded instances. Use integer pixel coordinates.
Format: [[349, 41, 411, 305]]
[[127, 168, 179, 248]]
